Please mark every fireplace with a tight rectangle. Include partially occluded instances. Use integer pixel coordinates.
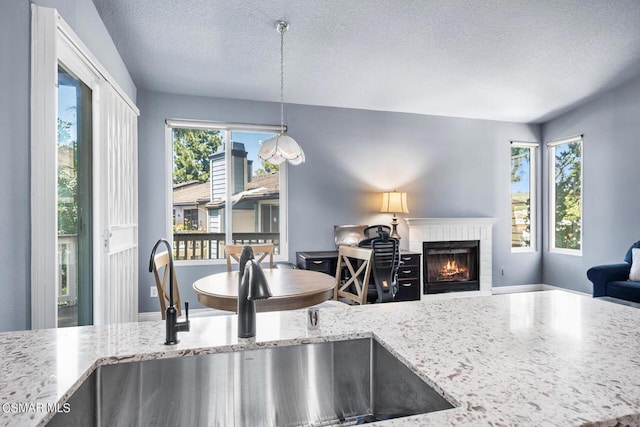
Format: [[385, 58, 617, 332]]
[[423, 240, 480, 294], [406, 218, 494, 297]]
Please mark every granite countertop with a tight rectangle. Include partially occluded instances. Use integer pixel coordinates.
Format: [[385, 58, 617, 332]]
[[1, 290, 640, 426]]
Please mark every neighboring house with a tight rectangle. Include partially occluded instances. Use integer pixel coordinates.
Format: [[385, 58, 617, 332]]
[[207, 171, 280, 234], [173, 142, 280, 234], [172, 180, 210, 231]]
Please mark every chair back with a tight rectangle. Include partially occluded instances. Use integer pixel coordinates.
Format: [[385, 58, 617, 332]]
[[362, 224, 391, 240], [333, 245, 373, 305], [225, 244, 274, 272], [151, 251, 182, 319], [369, 237, 399, 303]]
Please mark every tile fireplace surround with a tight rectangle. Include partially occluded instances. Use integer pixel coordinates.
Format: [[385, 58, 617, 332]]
[[405, 218, 495, 297]]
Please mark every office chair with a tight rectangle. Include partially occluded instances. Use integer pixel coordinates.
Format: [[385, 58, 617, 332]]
[[359, 225, 399, 303]]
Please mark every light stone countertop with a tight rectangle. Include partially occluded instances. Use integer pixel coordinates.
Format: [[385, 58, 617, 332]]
[[1, 290, 640, 426]]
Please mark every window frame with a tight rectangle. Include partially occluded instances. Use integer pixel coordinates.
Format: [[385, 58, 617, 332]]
[[547, 135, 583, 256], [510, 141, 539, 253], [31, 5, 140, 328], [164, 119, 289, 266]]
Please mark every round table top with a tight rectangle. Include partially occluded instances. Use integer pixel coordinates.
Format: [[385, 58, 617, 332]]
[[193, 268, 336, 312]]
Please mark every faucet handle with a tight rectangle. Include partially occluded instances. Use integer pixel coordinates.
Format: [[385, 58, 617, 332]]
[[184, 301, 189, 322]]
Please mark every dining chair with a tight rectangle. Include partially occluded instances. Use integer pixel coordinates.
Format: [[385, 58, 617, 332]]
[[333, 245, 373, 305], [151, 251, 182, 319], [225, 243, 275, 272]]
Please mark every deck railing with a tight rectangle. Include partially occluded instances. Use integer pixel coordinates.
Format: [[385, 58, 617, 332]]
[[58, 234, 77, 306], [173, 232, 280, 260]]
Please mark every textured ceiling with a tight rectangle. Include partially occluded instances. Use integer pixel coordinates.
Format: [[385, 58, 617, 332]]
[[92, 0, 640, 123]]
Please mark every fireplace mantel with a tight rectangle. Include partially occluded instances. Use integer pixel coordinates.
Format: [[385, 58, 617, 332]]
[[404, 217, 494, 298], [405, 217, 496, 227]]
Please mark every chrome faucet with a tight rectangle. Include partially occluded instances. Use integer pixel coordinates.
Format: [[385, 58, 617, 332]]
[[149, 238, 190, 345], [238, 246, 272, 338]]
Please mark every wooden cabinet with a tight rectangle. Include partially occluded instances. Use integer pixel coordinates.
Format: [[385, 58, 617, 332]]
[[395, 252, 421, 301], [296, 250, 421, 302]]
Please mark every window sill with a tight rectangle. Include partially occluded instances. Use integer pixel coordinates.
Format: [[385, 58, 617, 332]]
[[549, 248, 582, 257], [511, 247, 537, 254]]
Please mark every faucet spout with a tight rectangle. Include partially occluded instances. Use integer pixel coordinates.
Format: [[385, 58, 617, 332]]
[[149, 238, 190, 345], [238, 246, 272, 338]]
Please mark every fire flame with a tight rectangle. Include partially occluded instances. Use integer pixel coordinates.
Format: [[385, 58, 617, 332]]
[[445, 259, 457, 272], [438, 258, 469, 280]]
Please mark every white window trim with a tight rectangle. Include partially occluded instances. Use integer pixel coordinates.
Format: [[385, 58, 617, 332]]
[[165, 119, 289, 266], [32, 6, 106, 328], [510, 141, 539, 253], [547, 135, 583, 256]]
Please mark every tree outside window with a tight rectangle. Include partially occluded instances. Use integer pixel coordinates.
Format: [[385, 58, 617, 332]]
[[549, 138, 582, 252], [511, 142, 537, 251]]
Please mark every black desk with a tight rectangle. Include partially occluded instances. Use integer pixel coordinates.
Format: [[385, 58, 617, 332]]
[[295, 250, 421, 301], [296, 251, 340, 275]]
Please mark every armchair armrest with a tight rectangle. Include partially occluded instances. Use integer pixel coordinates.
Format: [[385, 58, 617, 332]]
[[587, 263, 631, 297]]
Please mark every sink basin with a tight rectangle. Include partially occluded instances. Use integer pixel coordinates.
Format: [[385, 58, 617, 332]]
[[48, 338, 453, 426]]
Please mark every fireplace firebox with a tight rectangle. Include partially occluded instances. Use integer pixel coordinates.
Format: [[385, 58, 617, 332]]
[[423, 241, 480, 294]]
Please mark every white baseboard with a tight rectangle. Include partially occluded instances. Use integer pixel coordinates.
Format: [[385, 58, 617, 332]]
[[138, 307, 230, 322], [492, 284, 544, 295], [421, 290, 492, 301], [541, 284, 590, 296], [491, 284, 590, 296]]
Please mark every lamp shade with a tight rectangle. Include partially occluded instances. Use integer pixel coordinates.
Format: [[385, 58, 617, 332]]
[[380, 191, 409, 214], [258, 134, 305, 165]]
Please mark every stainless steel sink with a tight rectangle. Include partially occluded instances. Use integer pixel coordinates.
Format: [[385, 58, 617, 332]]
[[48, 338, 453, 426]]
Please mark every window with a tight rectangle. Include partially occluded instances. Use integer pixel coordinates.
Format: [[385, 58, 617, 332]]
[[511, 142, 538, 251], [548, 136, 583, 254], [166, 120, 286, 262], [183, 209, 199, 230]]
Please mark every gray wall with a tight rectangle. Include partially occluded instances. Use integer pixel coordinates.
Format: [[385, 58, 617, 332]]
[[138, 90, 542, 314], [0, 0, 135, 332], [33, 0, 136, 101], [0, 0, 31, 332], [541, 75, 640, 293]]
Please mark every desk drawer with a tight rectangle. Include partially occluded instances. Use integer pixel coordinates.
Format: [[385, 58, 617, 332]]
[[396, 279, 420, 301], [399, 253, 420, 267], [306, 259, 332, 274], [296, 251, 340, 276], [397, 265, 419, 280]]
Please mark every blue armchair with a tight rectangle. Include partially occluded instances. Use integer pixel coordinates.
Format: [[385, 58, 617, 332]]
[[587, 241, 640, 303]]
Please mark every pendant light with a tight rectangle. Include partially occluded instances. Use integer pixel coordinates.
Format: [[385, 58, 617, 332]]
[[258, 21, 305, 165]]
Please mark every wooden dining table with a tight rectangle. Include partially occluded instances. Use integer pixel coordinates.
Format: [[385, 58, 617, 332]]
[[193, 268, 336, 312]]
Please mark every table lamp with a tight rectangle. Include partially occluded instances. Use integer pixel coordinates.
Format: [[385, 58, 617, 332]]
[[380, 191, 409, 240]]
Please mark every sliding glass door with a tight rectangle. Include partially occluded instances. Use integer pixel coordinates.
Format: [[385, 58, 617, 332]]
[[57, 65, 93, 327]]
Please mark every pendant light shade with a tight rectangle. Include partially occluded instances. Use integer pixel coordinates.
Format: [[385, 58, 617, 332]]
[[258, 21, 305, 166], [259, 134, 305, 165]]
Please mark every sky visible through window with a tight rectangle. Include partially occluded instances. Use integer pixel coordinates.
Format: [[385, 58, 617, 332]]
[[231, 131, 276, 175], [58, 84, 76, 143], [512, 155, 530, 193]]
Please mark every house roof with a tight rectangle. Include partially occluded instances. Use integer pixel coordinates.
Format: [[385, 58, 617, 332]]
[[172, 181, 210, 206], [247, 172, 279, 192], [207, 172, 280, 208], [173, 173, 279, 208]]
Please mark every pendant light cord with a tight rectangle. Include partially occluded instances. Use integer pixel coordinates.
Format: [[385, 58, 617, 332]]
[[279, 23, 285, 135]]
